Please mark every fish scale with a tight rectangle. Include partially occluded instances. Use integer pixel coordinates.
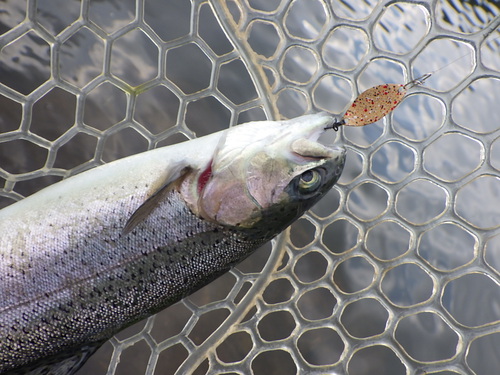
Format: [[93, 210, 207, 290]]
[[0, 114, 346, 374], [1, 191, 265, 374]]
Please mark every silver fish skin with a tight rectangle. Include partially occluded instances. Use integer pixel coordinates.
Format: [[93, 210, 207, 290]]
[[0, 113, 346, 374]]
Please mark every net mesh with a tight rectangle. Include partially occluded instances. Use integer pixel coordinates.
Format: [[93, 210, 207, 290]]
[[0, 0, 499, 374]]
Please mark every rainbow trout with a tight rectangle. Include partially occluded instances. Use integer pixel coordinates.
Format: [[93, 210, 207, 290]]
[[0, 113, 345, 374]]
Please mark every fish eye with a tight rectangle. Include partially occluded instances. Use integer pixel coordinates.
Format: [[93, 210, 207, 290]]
[[298, 169, 322, 192]]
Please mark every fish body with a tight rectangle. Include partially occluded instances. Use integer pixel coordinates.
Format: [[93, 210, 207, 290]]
[[0, 113, 345, 374]]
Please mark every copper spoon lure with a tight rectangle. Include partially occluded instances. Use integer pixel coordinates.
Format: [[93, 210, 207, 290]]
[[326, 73, 431, 131]]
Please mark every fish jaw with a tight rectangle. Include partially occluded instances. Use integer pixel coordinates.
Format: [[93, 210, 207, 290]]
[[0, 113, 344, 373], [181, 113, 346, 228]]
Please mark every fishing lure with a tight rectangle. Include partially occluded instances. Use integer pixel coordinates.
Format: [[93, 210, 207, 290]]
[[326, 73, 431, 130], [328, 28, 500, 130]]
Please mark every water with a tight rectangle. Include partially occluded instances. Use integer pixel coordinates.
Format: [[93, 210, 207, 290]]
[[0, 0, 499, 374]]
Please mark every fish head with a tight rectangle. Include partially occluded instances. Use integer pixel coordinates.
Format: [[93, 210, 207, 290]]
[[182, 113, 346, 233]]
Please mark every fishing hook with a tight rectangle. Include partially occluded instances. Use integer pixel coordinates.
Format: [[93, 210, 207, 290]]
[[325, 118, 345, 131]]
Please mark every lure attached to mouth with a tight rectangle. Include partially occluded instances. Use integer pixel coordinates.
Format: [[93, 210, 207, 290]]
[[326, 73, 432, 130]]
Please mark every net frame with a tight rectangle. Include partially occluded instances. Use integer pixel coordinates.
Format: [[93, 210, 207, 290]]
[[0, 0, 499, 374]]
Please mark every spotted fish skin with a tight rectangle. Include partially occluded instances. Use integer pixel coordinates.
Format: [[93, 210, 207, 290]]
[[0, 114, 345, 374], [2, 193, 267, 374]]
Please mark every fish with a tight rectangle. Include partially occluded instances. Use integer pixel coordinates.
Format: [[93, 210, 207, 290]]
[[0, 113, 346, 374]]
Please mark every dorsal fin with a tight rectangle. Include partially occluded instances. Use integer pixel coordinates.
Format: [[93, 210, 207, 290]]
[[122, 167, 192, 235]]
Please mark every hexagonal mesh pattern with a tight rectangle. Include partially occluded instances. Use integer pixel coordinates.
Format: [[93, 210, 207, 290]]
[[0, 1, 499, 374]]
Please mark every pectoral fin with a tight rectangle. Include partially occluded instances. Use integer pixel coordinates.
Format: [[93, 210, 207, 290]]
[[122, 166, 192, 235]]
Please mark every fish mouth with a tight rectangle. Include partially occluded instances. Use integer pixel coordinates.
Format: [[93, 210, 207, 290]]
[[286, 113, 346, 161]]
